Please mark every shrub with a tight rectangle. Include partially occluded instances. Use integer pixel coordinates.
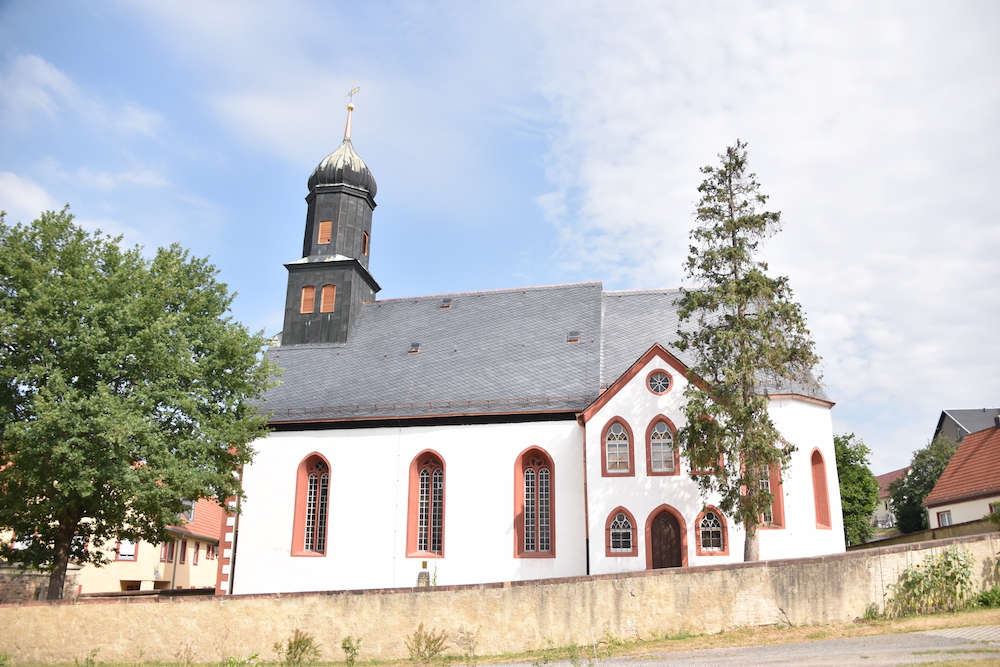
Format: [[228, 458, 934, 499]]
[[886, 548, 975, 616], [404, 624, 448, 664], [219, 654, 258, 667], [974, 585, 1000, 608], [274, 630, 321, 667], [341, 636, 362, 667]]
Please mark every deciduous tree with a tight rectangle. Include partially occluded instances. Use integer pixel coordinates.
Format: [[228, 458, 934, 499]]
[[675, 140, 820, 562], [0, 208, 273, 598], [834, 434, 880, 546], [888, 434, 959, 533]]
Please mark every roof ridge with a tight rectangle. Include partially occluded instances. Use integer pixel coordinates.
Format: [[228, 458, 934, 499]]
[[372, 281, 603, 304]]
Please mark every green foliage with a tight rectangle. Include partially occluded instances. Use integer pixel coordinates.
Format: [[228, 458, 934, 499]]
[[984, 509, 1000, 529], [274, 629, 321, 667], [674, 141, 819, 561], [834, 434, 880, 546], [341, 636, 362, 667], [0, 208, 274, 598], [974, 585, 1000, 608], [219, 654, 258, 667], [74, 649, 100, 667], [404, 624, 448, 664], [888, 435, 959, 533], [886, 549, 975, 616], [0, 654, 11, 667], [861, 604, 882, 620], [454, 627, 478, 667]]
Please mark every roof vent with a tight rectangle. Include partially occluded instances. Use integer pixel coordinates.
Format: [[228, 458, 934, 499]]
[[440, 298, 452, 309], [409, 342, 421, 354], [567, 331, 581, 343]]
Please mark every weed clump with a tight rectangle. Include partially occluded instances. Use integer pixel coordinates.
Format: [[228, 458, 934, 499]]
[[886, 549, 975, 617], [341, 636, 361, 667], [405, 623, 448, 664]]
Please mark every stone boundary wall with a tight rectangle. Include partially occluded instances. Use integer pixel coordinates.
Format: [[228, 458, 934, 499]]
[[2, 533, 999, 665], [850, 520, 995, 550]]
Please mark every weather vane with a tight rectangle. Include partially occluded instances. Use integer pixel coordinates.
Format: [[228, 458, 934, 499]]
[[347, 81, 361, 107]]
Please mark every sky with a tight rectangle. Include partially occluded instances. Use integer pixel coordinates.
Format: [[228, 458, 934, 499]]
[[1, 1, 998, 474]]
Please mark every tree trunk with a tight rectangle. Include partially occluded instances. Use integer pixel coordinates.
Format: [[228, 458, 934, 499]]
[[46, 522, 77, 600], [743, 522, 760, 562]]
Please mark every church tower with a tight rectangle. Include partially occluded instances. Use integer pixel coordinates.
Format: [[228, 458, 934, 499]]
[[281, 102, 380, 345]]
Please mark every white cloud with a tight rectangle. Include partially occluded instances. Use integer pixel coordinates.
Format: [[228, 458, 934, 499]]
[[0, 54, 163, 136], [530, 1, 1000, 469], [0, 172, 58, 223]]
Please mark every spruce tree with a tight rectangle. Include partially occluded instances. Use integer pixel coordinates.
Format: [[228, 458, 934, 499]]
[[675, 141, 820, 561]]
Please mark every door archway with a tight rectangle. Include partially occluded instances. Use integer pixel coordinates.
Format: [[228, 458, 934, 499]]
[[645, 505, 687, 569]]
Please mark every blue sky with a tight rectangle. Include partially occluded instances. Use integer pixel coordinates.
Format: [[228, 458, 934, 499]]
[[2, 1, 998, 474]]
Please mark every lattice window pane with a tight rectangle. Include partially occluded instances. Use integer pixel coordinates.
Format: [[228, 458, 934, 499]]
[[524, 469, 536, 552], [538, 468, 551, 552], [650, 421, 674, 472], [610, 512, 632, 552], [305, 473, 318, 551], [606, 423, 629, 472], [316, 473, 329, 553], [431, 468, 443, 554], [418, 469, 430, 552], [700, 512, 724, 550]]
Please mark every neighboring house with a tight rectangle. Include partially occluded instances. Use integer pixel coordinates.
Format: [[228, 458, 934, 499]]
[[75, 498, 225, 594], [933, 408, 1000, 442], [924, 419, 1000, 529], [871, 467, 909, 529], [228, 107, 846, 595]]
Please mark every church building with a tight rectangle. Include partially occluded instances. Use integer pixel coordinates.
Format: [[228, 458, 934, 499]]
[[228, 106, 845, 594]]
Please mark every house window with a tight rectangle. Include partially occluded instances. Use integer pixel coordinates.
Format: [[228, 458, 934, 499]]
[[647, 418, 679, 475], [602, 420, 634, 476], [193, 542, 200, 565], [300, 286, 316, 314], [291, 454, 331, 556], [318, 220, 333, 245], [516, 448, 555, 557], [320, 285, 336, 313], [695, 507, 729, 556], [181, 499, 195, 523], [116, 539, 137, 561], [606, 508, 638, 557], [811, 449, 832, 529], [179, 539, 187, 564], [160, 541, 175, 563], [938, 511, 953, 527], [206, 544, 217, 560], [407, 451, 445, 557], [362, 231, 370, 255]]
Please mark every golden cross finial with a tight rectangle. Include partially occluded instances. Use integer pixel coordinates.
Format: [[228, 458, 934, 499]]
[[344, 81, 360, 139]]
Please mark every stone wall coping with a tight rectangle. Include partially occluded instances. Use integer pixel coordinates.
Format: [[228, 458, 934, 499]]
[[2, 531, 995, 610]]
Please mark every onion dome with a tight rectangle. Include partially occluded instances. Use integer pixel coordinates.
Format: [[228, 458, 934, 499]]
[[307, 103, 377, 197]]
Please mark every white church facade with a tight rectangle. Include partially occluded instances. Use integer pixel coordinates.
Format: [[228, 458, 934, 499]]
[[229, 108, 845, 595]]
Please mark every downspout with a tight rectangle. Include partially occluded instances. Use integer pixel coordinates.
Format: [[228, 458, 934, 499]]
[[169, 536, 179, 589], [578, 412, 590, 576]]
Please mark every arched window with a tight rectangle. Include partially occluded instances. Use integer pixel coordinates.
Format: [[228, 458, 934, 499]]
[[811, 449, 832, 529], [515, 448, 555, 557], [320, 285, 336, 313], [695, 507, 729, 556], [605, 507, 638, 557], [757, 463, 785, 529], [300, 285, 316, 314], [601, 420, 634, 477], [407, 451, 445, 557], [646, 416, 680, 476], [291, 454, 330, 556]]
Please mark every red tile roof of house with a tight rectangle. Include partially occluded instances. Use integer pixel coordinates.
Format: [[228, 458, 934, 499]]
[[924, 426, 1000, 507], [876, 467, 909, 499]]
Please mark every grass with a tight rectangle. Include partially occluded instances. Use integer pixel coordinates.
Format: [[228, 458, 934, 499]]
[[6, 607, 1000, 667]]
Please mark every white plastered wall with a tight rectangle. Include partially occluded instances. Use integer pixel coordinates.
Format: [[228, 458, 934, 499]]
[[233, 419, 586, 594], [585, 355, 845, 576], [929, 495, 1000, 527]]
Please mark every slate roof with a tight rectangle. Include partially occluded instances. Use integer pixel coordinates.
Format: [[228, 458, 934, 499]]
[[934, 408, 1000, 440], [924, 426, 1000, 507], [262, 283, 829, 424]]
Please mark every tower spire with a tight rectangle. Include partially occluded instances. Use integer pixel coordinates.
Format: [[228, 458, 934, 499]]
[[344, 83, 360, 140]]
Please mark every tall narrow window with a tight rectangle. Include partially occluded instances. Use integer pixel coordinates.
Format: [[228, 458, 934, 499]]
[[516, 448, 555, 557], [292, 454, 331, 556], [362, 231, 370, 256], [407, 451, 445, 557], [602, 420, 634, 476], [811, 449, 832, 529], [647, 417, 679, 475], [300, 286, 316, 314], [179, 539, 187, 564], [317, 220, 333, 244], [320, 285, 336, 313]]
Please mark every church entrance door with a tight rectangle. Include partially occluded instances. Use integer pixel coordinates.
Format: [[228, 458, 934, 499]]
[[650, 510, 682, 569]]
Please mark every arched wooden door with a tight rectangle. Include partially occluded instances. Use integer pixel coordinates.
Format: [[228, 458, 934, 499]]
[[649, 510, 682, 568]]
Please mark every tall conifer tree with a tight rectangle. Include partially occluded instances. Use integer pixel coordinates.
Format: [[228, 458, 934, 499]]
[[675, 141, 820, 561]]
